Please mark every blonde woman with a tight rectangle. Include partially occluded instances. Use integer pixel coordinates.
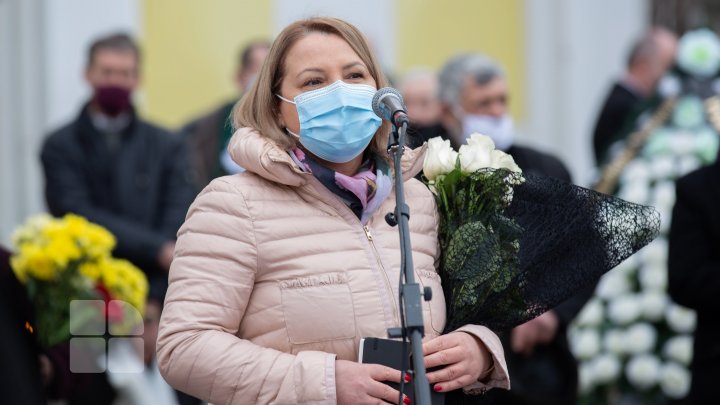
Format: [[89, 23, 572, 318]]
[[157, 17, 509, 404]]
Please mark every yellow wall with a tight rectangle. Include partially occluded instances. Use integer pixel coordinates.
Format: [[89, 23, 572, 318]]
[[141, 0, 271, 128], [397, 0, 525, 119], [141, 0, 525, 127]]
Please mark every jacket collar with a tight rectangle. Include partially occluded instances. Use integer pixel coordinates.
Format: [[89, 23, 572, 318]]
[[76, 102, 138, 142], [227, 127, 428, 187]]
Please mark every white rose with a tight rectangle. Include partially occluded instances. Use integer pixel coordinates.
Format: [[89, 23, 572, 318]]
[[596, 271, 631, 300], [466, 132, 496, 149], [423, 137, 458, 182], [489, 149, 521, 173], [576, 298, 605, 327], [659, 362, 692, 399], [640, 291, 668, 321], [626, 354, 661, 390], [665, 304, 697, 333], [604, 328, 627, 354], [570, 329, 601, 360], [625, 323, 657, 354], [639, 263, 668, 292], [663, 335, 694, 365], [458, 138, 493, 173], [608, 294, 642, 325], [591, 353, 622, 384]]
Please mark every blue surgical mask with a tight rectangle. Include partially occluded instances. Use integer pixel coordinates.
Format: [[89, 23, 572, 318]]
[[459, 112, 515, 151], [277, 80, 382, 163]]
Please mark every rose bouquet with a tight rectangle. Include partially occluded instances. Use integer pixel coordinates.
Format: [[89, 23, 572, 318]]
[[10, 214, 148, 347], [423, 134, 525, 331], [422, 134, 661, 334]]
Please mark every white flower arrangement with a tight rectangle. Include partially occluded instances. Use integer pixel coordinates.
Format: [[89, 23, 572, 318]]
[[625, 323, 657, 354], [659, 362, 692, 398], [596, 270, 632, 300], [571, 328, 601, 360], [638, 263, 668, 292], [603, 328, 627, 355], [591, 353, 622, 384], [607, 294, 643, 325], [640, 291, 668, 322], [662, 335, 693, 366], [569, 63, 719, 401], [677, 28, 720, 77], [576, 298, 604, 327], [665, 304, 697, 333], [626, 354, 661, 390]]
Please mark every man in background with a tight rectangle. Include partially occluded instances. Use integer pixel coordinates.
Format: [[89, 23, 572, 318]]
[[40, 33, 196, 404], [437, 52, 589, 405], [182, 40, 270, 189], [592, 27, 678, 164], [398, 67, 443, 148]]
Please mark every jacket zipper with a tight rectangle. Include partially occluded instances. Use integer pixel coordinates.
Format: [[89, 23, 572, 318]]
[[363, 225, 400, 324]]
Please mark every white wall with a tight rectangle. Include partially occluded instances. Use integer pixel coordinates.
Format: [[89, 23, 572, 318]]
[[44, 0, 140, 130], [522, 0, 650, 185], [0, 0, 139, 244]]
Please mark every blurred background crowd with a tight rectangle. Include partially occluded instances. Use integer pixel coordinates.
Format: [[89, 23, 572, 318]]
[[1, 0, 719, 404]]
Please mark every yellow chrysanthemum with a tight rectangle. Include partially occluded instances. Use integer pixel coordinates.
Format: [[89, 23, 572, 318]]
[[45, 235, 82, 269], [78, 261, 102, 282], [98, 258, 148, 315], [20, 244, 57, 282]]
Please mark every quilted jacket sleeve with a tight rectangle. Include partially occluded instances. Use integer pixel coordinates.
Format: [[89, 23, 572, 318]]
[[156, 179, 337, 405]]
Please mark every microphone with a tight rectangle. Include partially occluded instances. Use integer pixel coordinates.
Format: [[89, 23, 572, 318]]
[[372, 87, 409, 127]]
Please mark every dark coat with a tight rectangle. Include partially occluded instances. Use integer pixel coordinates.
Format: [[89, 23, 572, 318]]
[[668, 159, 720, 404], [40, 104, 196, 290], [181, 101, 236, 190], [592, 82, 643, 164]]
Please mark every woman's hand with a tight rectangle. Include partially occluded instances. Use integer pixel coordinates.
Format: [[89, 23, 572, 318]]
[[335, 359, 409, 404], [422, 332, 492, 393]]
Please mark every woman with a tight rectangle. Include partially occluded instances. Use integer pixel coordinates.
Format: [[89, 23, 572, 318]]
[[156, 17, 509, 404]]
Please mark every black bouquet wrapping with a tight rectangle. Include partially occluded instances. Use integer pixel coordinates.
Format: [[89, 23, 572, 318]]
[[422, 135, 661, 334]]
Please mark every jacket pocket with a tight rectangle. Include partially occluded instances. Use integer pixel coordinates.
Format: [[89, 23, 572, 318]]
[[279, 272, 357, 345]]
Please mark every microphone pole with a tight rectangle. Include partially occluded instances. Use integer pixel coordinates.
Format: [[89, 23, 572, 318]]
[[385, 117, 433, 405]]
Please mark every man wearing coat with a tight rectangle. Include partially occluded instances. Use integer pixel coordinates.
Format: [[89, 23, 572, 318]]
[[668, 154, 720, 404], [431, 52, 592, 405], [40, 33, 196, 302]]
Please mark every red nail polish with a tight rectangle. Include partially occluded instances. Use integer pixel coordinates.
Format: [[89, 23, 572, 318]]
[[403, 396, 411, 404], [404, 374, 412, 383], [434, 385, 442, 392]]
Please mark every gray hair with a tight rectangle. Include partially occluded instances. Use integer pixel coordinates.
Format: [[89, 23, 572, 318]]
[[438, 53, 505, 108]]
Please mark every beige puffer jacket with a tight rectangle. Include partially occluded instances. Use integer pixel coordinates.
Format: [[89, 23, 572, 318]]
[[157, 128, 509, 404]]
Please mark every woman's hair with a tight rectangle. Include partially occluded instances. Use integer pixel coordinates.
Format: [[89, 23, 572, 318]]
[[232, 17, 391, 157]]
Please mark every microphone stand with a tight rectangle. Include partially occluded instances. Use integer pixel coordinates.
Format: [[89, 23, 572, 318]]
[[386, 121, 433, 405]]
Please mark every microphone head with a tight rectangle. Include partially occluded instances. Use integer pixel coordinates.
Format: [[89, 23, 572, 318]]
[[372, 87, 404, 119]]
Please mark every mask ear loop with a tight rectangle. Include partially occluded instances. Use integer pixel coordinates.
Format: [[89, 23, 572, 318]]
[[275, 94, 301, 139]]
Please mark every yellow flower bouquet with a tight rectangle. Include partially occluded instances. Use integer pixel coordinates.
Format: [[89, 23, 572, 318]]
[[10, 214, 148, 347]]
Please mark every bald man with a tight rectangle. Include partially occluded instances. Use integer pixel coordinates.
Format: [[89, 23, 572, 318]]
[[593, 27, 678, 164]]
